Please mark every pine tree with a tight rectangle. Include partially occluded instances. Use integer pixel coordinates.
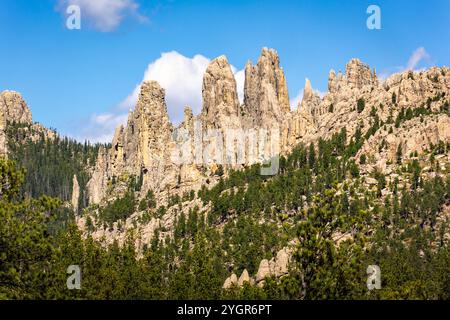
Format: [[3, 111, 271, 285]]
[[0, 159, 61, 299]]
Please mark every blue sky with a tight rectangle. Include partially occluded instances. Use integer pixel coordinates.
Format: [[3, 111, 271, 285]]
[[0, 0, 449, 142]]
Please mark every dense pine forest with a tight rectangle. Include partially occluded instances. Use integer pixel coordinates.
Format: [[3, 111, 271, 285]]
[[6, 122, 104, 209], [1, 122, 449, 299]]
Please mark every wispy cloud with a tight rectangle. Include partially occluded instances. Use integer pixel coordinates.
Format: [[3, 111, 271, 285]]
[[231, 67, 245, 105], [290, 91, 303, 110], [71, 112, 128, 143], [57, 0, 147, 32], [406, 47, 431, 71], [379, 47, 432, 80]]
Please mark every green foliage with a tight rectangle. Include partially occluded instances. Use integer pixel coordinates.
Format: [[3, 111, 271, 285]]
[[396, 143, 403, 164], [2, 122, 449, 300], [268, 188, 368, 299], [167, 194, 182, 209], [374, 170, 386, 197], [6, 122, 102, 210], [215, 165, 224, 177], [395, 106, 433, 129], [442, 100, 449, 113], [0, 158, 61, 299], [100, 191, 137, 225], [138, 190, 156, 211], [357, 98, 365, 113], [359, 154, 367, 165]]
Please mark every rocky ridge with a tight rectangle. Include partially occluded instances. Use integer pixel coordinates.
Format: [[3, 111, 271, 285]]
[[78, 48, 450, 252], [0, 90, 56, 156], [2, 48, 449, 256]]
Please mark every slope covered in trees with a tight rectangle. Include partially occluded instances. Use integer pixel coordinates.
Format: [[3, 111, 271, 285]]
[[6, 122, 104, 209], [1, 122, 448, 299]]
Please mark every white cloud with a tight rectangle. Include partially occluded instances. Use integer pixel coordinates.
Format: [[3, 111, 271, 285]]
[[119, 51, 244, 124], [58, 0, 146, 32], [72, 112, 128, 143], [406, 47, 431, 71], [379, 47, 432, 80], [132, 51, 211, 123], [231, 67, 245, 104], [75, 51, 245, 143]]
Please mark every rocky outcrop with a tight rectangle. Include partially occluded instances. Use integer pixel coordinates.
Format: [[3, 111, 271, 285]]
[[255, 259, 272, 282], [0, 91, 33, 155], [343, 59, 378, 89], [130, 81, 176, 193], [0, 90, 33, 125], [238, 269, 251, 286], [72, 175, 80, 213], [299, 78, 323, 121], [87, 81, 179, 203], [85, 48, 450, 251], [244, 48, 290, 127], [223, 269, 253, 289], [201, 56, 240, 130], [88, 48, 294, 208], [87, 145, 109, 204], [255, 247, 291, 283], [357, 114, 450, 168], [223, 273, 238, 289], [223, 247, 292, 289], [328, 69, 337, 93], [310, 62, 450, 148]]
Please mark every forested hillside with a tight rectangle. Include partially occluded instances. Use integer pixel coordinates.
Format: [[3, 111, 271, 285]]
[[6, 122, 104, 209], [1, 53, 449, 300], [1, 126, 448, 299]]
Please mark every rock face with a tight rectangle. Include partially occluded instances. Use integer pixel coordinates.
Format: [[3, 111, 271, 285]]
[[255, 259, 271, 282], [86, 48, 450, 252], [87, 81, 178, 203], [223, 273, 238, 289], [87, 145, 109, 204], [130, 81, 175, 192], [72, 175, 80, 213], [0, 91, 33, 155], [238, 269, 251, 286], [87, 48, 294, 205], [273, 248, 290, 276], [244, 47, 290, 127], [202, 55, 240, 130], [0, 91, 33, 125], [357, 114, 450, 165], [308, 61, 450, 151], [255, 247, 291, 283], [343, 59, 378, 89], [300, 78, 323, 120]]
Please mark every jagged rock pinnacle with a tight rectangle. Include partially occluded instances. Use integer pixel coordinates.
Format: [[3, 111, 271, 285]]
[[244, 47, 290, 126], [328, 69, 337, 92], [0, 90, 33, 126], [344, 59, 377, 88], [201, 55, 240, 129], [303, 78, 313, 101]]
